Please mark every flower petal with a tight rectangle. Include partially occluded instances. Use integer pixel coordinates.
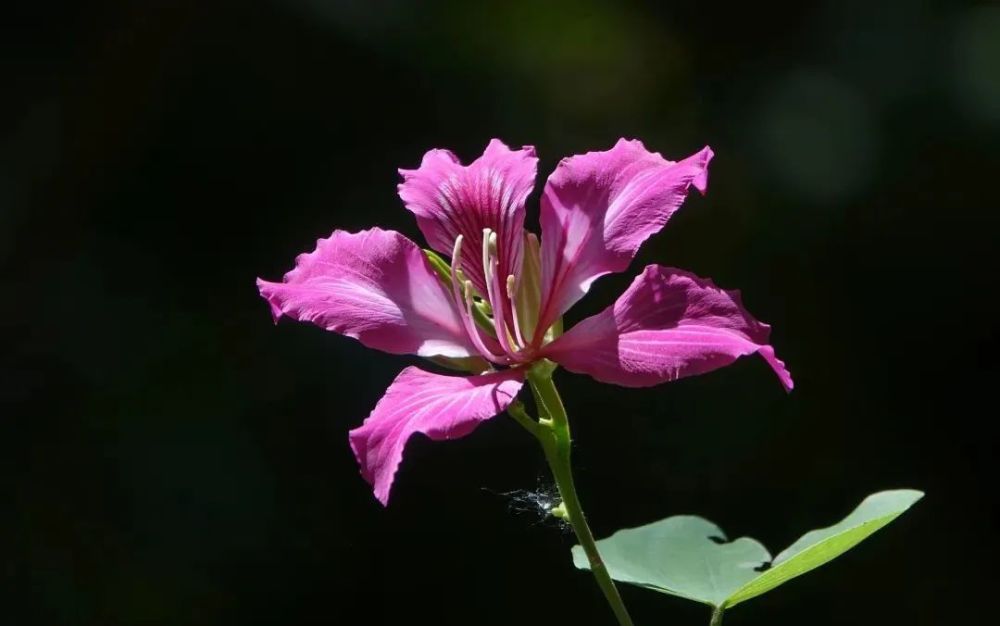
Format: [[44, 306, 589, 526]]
[[541, 265, 793, 391], [257, 228, 475, 358], [398, 139, 538, 298], [349, 366, 525, 505], [536, 140, 713, 338]]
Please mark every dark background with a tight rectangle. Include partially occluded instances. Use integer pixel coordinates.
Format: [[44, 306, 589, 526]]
[[3, 1, 998, 624]]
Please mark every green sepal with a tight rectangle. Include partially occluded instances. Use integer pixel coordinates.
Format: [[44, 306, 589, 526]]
[[427, 355, 491, 374], [423, 249, 452, 284], [423, 248, 496, 336], [544, 317, 564, 342]]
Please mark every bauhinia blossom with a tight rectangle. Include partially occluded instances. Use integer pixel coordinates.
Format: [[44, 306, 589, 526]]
[[258, 139, 793, 505]]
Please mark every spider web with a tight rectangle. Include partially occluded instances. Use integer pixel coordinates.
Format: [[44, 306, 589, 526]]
[[485, 479, 571, 530]]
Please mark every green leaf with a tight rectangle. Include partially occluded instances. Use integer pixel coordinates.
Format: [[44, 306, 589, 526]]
[[572, 489, 922, 611], [573, 515, 771, 607]]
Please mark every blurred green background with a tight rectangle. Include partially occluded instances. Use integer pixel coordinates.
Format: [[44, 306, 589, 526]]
[[2, 1, 998, 624]]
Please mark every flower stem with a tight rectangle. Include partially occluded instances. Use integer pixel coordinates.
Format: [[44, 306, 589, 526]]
[[515, 362, 636, 626], [709, 607, 724, 626]]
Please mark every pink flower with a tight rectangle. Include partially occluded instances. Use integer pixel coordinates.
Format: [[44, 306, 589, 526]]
[[258, 139, 793, 505]]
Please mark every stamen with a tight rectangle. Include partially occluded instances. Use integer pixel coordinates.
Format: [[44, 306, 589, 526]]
[[462, 280, 509, 364], [481, 227, 494, 280], [449, 235, 506, 364], [480, 227, 521, 358], [506, 274, 527, 349], [487, 256, 519, 357]]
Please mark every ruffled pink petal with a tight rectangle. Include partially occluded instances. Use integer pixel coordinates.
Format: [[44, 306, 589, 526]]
[[535, 139, 713, 339], [349, 366, 525, 505], [398, 139, 538, 298], [541, 265, 793, 391], [257, 228, 476, 358]]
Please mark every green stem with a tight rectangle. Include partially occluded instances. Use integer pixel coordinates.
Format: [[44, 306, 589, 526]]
[[514, 363, 636, 626], [709, 607, 724, 626]]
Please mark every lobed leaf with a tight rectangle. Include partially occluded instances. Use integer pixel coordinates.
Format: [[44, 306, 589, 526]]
[[572, 489, 923, 610]]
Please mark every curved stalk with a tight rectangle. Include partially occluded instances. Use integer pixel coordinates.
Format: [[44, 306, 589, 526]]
[[710, 607, 724, 626], [509, 362, 636, 626]]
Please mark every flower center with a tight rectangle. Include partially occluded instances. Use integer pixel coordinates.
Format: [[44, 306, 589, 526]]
[[447, 229, 536, 365]]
